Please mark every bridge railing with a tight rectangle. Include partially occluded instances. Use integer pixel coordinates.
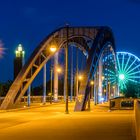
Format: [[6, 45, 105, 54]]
[[109, 97, 134, 110], [0, 96, 76, 105], [135, 100, 140, 140]]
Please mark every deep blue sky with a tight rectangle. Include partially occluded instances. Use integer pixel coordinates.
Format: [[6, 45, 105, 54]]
[[0, 0, 140, 82]]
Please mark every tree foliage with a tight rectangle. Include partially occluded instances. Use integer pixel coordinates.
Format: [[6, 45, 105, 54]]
[[122, 82, 140, 98], [0, 80, 13, 96]]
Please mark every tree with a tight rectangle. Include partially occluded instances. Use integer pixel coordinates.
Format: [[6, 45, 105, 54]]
[[0, 80, 13, 97], [122, 82, 140, 98]]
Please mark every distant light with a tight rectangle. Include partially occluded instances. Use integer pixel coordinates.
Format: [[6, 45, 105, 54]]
[[101, 98, 104, 101], [48, 93, 52, 96], [0, 40, 5, 58], [18, 44, 23, 51], [104, 89, 106, 92], [22, 51, 25, 57], [119, 74, 125, 80], [56, 67, 61, 73], [15, 44, 25, 58], [90, 80, 94, 85], [78, 75, 83, 80]]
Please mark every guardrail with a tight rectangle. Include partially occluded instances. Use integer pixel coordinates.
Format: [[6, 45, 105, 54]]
[[110, 97, 134, 110], [0, 96, 75, 105], [20, 96, 65, 103], [135, 100, 140, 140]]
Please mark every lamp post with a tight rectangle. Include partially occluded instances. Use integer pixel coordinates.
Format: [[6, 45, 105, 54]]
[[108, 82, 111, 101], [49, 44, 57, 104], [50, 65, 62, 104], [50, 66, 53, 104], [88, 80, 94, 110], [112, 85, 115, 98], [0, 41, 4, 103], [75, 74, 83, 101], [65, 25, 69, 114], [43, 64, 46, 104]]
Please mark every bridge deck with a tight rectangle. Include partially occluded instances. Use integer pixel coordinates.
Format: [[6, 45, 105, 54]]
[[0, 102, 136, 140]]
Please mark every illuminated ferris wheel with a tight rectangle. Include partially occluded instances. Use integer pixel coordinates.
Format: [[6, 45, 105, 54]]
[[116, 52, 140, 89]]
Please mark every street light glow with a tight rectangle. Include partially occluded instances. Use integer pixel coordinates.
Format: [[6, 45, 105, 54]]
[[50, 45, 57, 52], [104, 89, 106, 92], [56, 67, 62, 73], [78, 75, 83, 80], [102, 76, 105, 80], [90, 80, 94, 85]]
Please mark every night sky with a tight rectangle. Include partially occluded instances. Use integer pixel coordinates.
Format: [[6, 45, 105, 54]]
[[0, 0, 140, 83]]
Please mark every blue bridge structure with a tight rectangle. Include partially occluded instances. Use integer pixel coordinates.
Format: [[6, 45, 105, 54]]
[[0, 26, 119, 110]]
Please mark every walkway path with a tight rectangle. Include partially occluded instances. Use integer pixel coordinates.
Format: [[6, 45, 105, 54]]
[[0, 102, 136, 140]]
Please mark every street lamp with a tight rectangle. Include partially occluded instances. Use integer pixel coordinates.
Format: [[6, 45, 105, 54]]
[[54, 66, 62, 101], [112, 86, 115, 98], [50, 66, 53, 104], [50, 44, 57, 53], [75, 74, 83, 99], [78, 75, 83, 80], [102, 76, 105, 81], [50, 65, 62, 104], [108, 82, 111, 101], [56, 67, 62, 73], [49, 44, 57, 104], [88, 80, 94, 110], [90, 80, 94, 86], [65, 25, 69, 114]]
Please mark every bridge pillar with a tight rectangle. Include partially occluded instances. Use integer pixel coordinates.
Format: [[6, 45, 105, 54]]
[[54, 52, 58, 102], [98, 58, 103, 103], [94, 71, 97, 105]]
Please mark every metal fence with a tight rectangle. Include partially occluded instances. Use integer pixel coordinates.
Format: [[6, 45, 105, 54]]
[[109, 97, 134, 110], [0, 96, 75, 105]]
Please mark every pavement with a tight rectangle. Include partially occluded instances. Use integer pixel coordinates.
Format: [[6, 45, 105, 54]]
[[0, 102, 136, 140]]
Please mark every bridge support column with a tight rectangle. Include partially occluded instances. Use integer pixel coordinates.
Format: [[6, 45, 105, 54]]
[[43, 64, 46, 104], [98, 58, 103, 103], [94, 70, 98, 105], [54, 52, 58, 102]]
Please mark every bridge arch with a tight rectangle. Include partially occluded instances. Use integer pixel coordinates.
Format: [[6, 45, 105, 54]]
[[0, 26, 116, 110]]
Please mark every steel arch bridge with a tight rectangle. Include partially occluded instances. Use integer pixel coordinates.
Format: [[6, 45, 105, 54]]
[[0, 26, 118, 110]]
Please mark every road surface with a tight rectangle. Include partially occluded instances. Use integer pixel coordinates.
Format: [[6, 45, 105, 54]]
[[0, 102, 136, 140]]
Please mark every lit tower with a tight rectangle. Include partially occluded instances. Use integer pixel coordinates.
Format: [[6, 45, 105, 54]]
[[14, 44, 25, 79]]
